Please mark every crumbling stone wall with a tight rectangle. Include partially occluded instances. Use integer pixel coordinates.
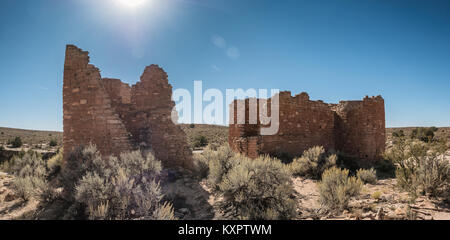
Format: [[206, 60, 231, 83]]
[[229, 91, 385, 165], [63, 45, 193, 169]]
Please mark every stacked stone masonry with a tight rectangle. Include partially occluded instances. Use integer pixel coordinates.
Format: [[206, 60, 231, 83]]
[[229, 91, 385, 165], [63, 45, 193, 169]]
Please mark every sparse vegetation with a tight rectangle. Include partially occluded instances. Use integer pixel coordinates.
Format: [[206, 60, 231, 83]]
[[180, 124, 228, 148], [192, 135, 208, 148], [288, 146, 337, 179], [318, 167, 363, 212], [384, 138, 449, 200], [9, 151, 50, 201], [47, 148, 63, 176], [9, 137, 23, 148], [193, 152, 209, 179], [392, 130, 405, 138], [0, 127, 63, 151], [371, 191, 382, 200], [410, 127, 438, 142], [205, 144, 235, 190], [60, 145, 175, 220], [49, 139, 58, 147], [357, 168, 378, 184]]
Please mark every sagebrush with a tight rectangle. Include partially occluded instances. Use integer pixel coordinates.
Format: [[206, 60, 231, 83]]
[[10, 151, 50, 201], [60, 145, 175, 220], [289, 146, 337, 179], [384, 139, 449, 199], [356, 168, 377, 184], [218, 155, 297, 220], [318, 167, 362, 212]]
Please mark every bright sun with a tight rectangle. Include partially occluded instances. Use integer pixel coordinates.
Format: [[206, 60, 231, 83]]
[[118, 0, 147, 8]]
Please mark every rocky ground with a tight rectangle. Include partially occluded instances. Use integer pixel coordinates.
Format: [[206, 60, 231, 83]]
[[1, 171, 449, 220], [292, 177, 450, 220], [0, 172, 39, 220]]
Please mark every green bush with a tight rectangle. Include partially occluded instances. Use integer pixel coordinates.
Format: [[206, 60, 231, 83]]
[[10, 137, 23, 148], [218, 155, 297, 220], [192, 135, 208, 148], [49, 139, 58, 147], [318, 167, 363, 212], [356, 168, 377, 184], [289, 146, 337, 179], [384, 139, 449, 199], [62, 145, 175, 220]]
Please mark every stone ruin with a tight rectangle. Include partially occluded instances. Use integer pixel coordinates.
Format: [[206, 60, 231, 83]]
[[229, 91, 386, 165], [63, 45, 193, 169]]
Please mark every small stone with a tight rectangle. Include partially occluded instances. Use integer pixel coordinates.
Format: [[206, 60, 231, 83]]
[[376, 208, 384, 220], [179, 208, 190, 215], [394, 207, 405, 216], [4, 192, 16, 202]]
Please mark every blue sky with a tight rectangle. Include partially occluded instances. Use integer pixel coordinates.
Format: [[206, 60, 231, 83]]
[[0, 0, 450, 131]]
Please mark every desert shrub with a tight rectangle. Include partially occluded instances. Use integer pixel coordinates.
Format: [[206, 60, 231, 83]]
[[371, 191, 382, 200], [63, 145, 175, 220], [336, 153, 363, 174], [356, 168, 377, 184], [374, 159, 396, 179], [9, 137, 23, 148], [205, 144, 236, 190], [193, 153, 209, 179], [384, 138, 449, 199], [10, 151, 50, 201], [47, 148, 63, 175], [392, 130, 405, 138], [189, 124, 195, 128], [289, 146, 337, 179], [49, 139, 58, 147], [192, 135, 208, 148], [218, 155, 296, 220], [410, 127, 438, 142], [0, 145, 4, 151], [318, 167, 363, 212], [59, 145, 99, 200]]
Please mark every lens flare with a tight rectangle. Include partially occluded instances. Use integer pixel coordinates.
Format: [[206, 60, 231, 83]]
[[118, 0, 147, 8]]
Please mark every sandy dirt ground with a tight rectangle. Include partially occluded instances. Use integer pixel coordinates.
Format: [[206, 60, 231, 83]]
[[1, 170, 449, 220]]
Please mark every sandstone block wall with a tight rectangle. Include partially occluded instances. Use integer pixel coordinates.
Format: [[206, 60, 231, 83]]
[[229, 92, 385, 165], [63, 45, 193, 169]]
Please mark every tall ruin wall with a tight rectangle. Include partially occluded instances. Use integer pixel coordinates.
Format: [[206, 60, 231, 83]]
[[229, 91, 385, 165], [63, 45, 193, 169]]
